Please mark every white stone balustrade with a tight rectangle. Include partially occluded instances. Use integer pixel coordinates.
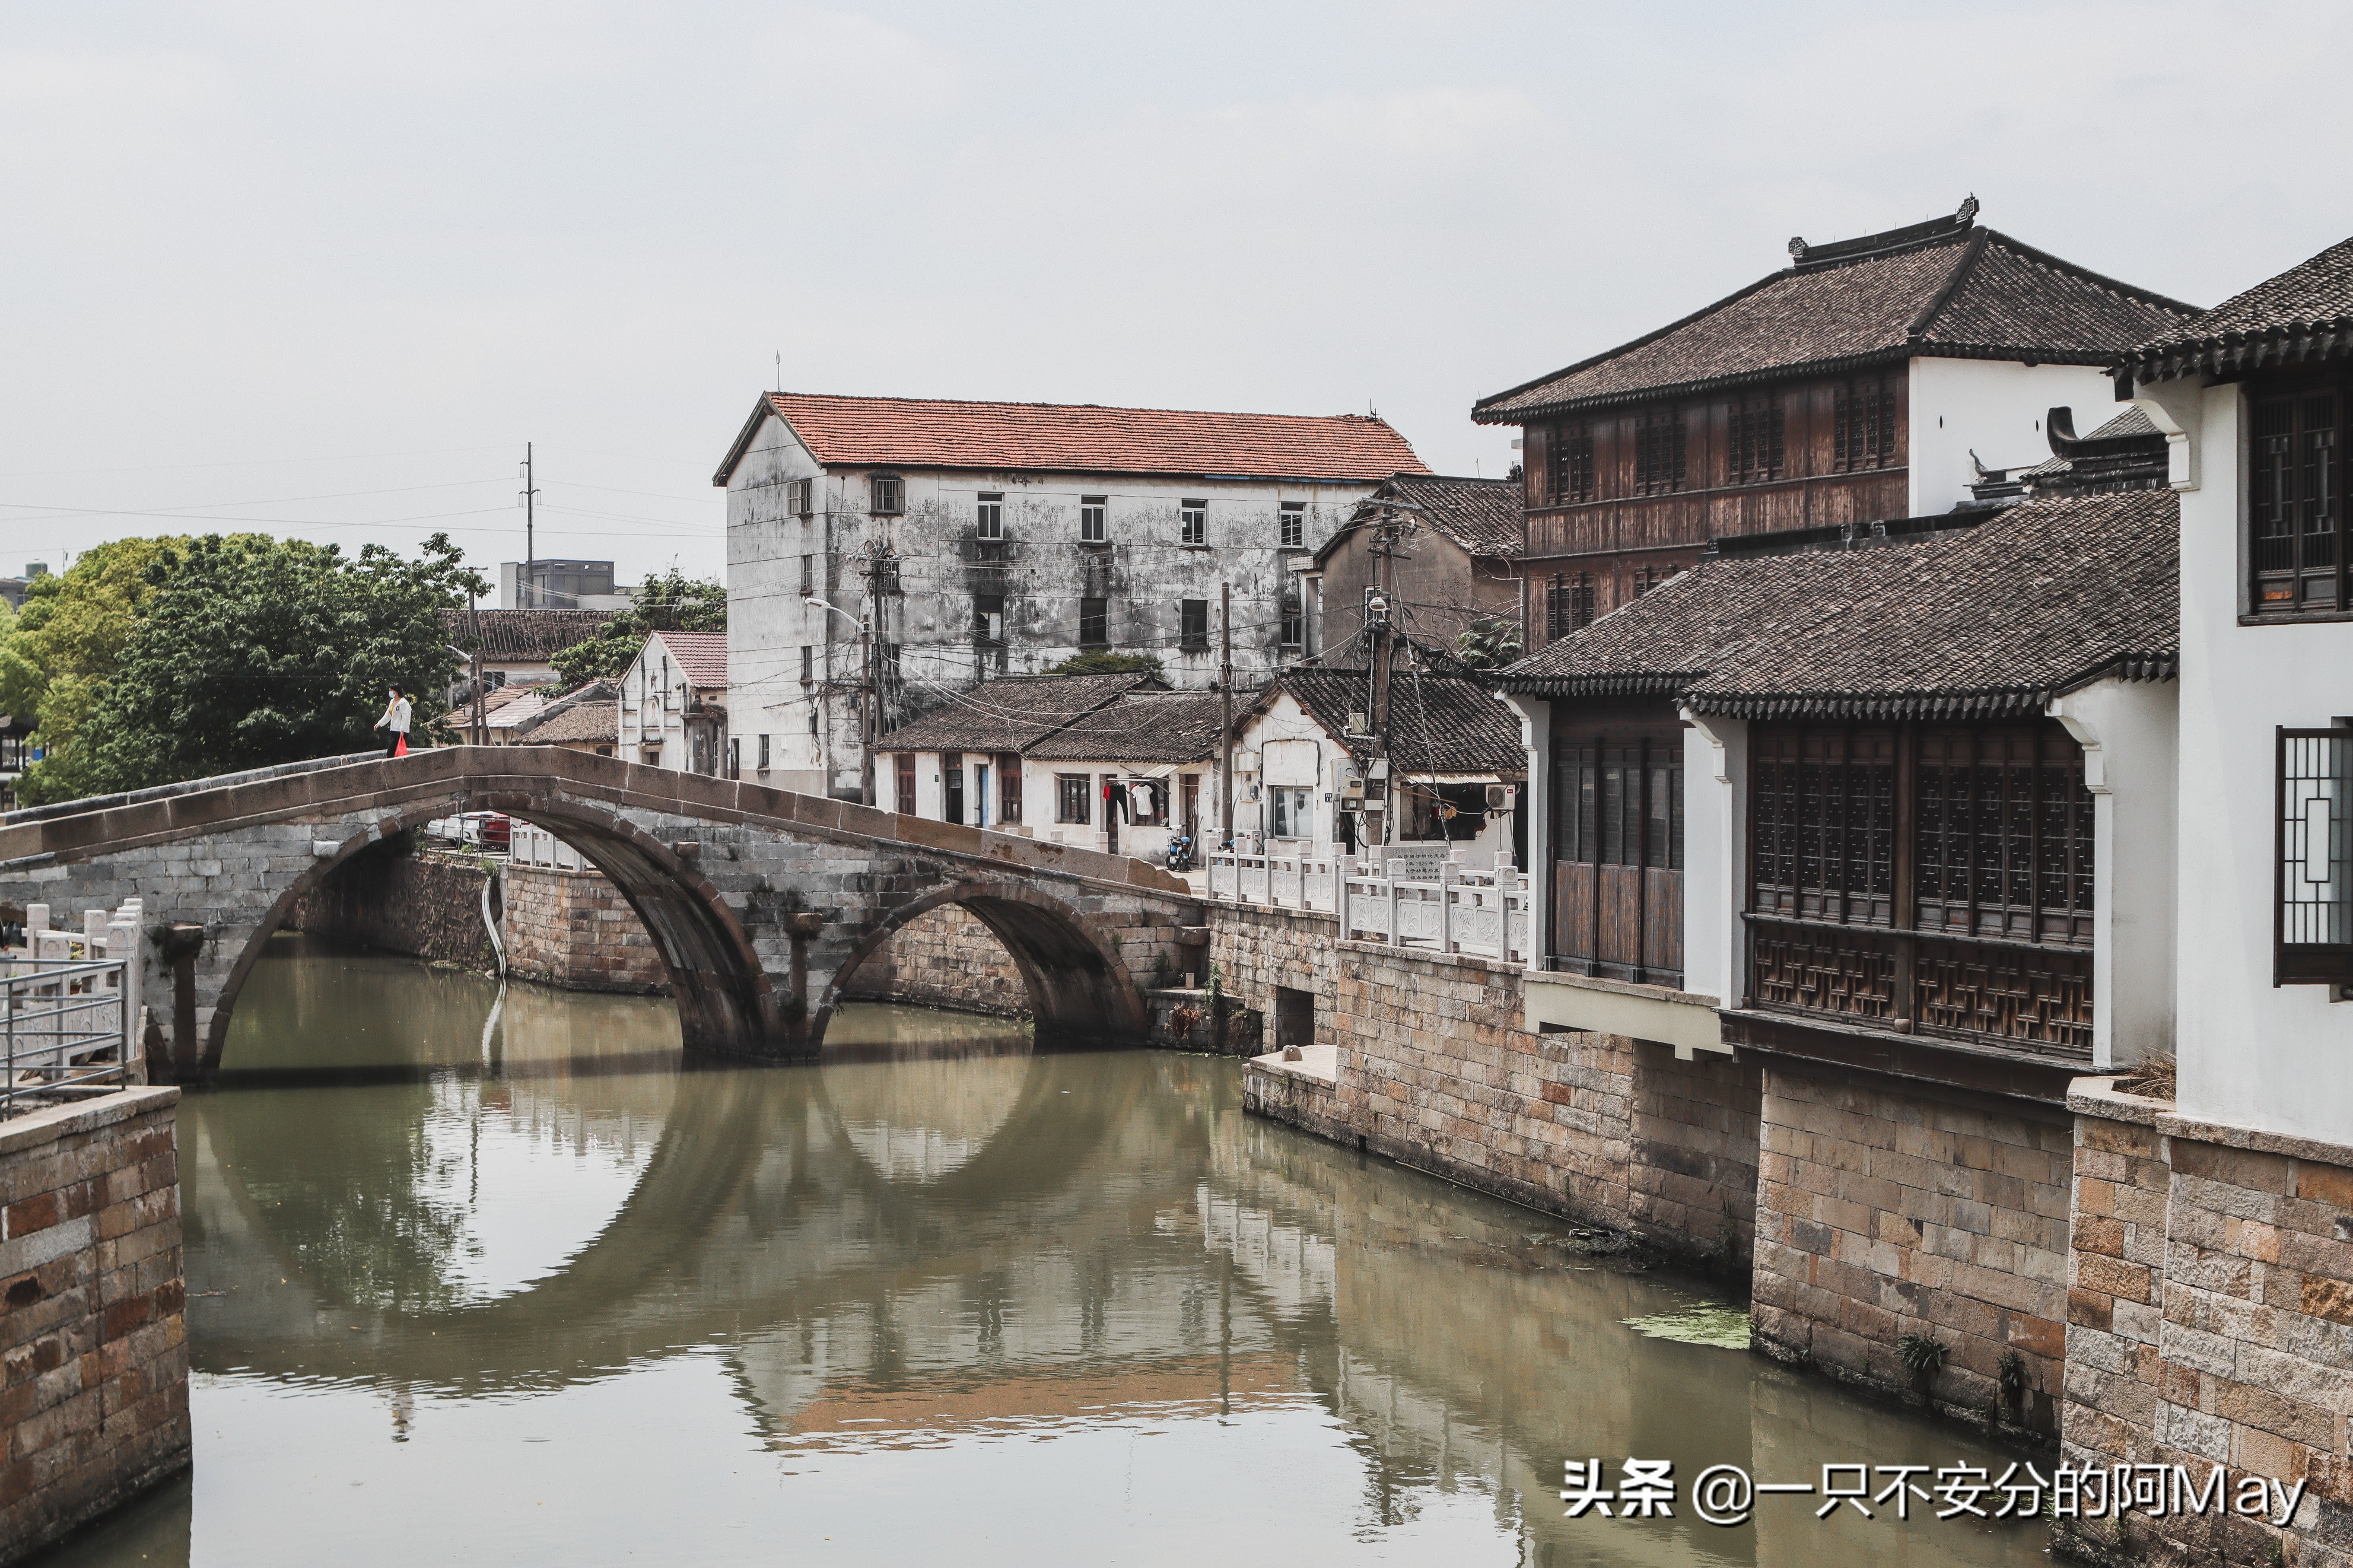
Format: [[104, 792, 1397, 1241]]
[[1205, 850, 1531, 963]]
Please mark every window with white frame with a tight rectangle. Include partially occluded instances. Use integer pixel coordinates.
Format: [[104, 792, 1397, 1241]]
[[1080, 495, 1107, 543], [1268, 787, 1312, 839], [1180, 500, 1207, 547], [1279, 502, 1305, 549], [977, 492, 1003, 540]]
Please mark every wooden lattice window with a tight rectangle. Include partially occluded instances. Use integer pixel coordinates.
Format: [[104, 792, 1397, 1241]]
[[2250, 389, 2345, 616], [1833, 376, 1897, 472], [1552, 422, 1595, 504], [1633, 409, 1686, 495], [2279, 728, 2352, 984], [1728, 397, 1786, 484], [1750, 726, 1899, 928], [1545, 573, 1595, 641], [1912, 725, 2094, 946]]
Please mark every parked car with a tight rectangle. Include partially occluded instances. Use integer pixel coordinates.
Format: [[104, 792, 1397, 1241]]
[[423, 812, 511, 852]]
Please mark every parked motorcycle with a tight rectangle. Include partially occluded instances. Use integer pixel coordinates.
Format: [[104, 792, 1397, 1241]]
[[1166, 832, 1196, 874]]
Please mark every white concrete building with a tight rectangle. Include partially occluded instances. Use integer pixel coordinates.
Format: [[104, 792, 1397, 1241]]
[[713, 392, 1424, 800], [2121, 239, 2353, 1144], [618, 629, 728, 777]]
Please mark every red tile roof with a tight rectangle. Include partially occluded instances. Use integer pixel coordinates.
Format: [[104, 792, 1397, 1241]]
[[714, 392, 1427, 485], [648, 631, 727, 689]]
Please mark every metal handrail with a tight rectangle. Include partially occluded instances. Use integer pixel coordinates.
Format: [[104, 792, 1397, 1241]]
[[1, 955, 142, 1119]]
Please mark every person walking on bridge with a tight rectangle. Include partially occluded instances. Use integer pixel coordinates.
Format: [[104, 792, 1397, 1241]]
[[373, 686, 412, 758]]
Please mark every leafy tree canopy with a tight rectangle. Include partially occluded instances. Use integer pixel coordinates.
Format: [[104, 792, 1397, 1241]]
[[548, 568, 725, 686], [0, 539, 190, 801], [1453, 615, 1525, 673], [26, 533, 484, 803], [1042, 651, 1165, 679]]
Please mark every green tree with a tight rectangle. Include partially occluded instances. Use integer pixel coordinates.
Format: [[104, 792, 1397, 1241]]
[[48, 533, 483, 800], [0, 539, 187, 802], [1042, 651, 1165, 679], [548, 567, 726, 686], [1454, 615, 1525, 672]]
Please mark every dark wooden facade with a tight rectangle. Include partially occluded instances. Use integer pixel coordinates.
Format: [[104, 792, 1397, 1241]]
[[1548, 701, 1686, 986], [1744, 718, 2096, 1058], [1519, 368, 1910, 640], [2246, 367, 2351, 619]]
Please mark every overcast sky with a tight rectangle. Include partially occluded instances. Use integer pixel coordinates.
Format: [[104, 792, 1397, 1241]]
[[5, 1, 2346, 592]]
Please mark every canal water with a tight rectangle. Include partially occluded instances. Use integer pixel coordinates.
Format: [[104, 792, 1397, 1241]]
[[55, 935, 2053, 1566]]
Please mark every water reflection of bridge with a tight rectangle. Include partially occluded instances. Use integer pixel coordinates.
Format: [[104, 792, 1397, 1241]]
[[187, 949, 2040, 1567]]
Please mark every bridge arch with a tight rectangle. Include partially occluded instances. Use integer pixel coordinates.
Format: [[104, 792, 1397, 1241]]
[[209, 794, 777, 1075], [812, 881, 1148, 1052]]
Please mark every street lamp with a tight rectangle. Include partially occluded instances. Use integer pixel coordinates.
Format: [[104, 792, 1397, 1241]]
[[805, 597, 876, 807]]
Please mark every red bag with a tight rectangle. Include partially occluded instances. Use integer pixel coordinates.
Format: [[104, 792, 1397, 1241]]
[[393, 734, 409, 758]]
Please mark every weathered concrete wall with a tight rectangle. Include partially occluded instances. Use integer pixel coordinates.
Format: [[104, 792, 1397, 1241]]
[[500, 861, 667, 994], [0, 1088, 189, 1561], [287, 845, 494, 971], [838, 904, 1028, 1016], [1750, 1067, 2069, 1427], [2063, 1081, 2353, 1566]]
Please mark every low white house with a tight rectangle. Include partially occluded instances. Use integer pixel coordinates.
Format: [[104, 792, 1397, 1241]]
[[1230, 667, 1525, 867], [619, 630, 728, 776]]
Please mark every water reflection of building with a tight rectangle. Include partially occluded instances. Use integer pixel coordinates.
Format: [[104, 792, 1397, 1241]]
[[190, 959, 2047, 1567]]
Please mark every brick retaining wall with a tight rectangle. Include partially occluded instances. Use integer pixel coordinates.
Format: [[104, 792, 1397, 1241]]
[[501, 862, 667, 993], [0, 1087, 189, 1560], [838, 904, 1032, 1016], [1751, 1067, 2069, 1428], [2062, 1082, 2353, 1567], [287, 842, 494, 971]]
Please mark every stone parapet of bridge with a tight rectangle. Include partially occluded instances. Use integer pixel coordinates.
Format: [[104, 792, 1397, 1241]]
[[0, 747, 1198, 1079]]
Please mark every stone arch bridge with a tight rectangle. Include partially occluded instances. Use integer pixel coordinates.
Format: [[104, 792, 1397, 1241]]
[[0, 748, 1200, 1080]]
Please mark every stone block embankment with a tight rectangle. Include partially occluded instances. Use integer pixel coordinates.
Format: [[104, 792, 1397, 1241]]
[[839, 904, 1029, 1016], [502, 862, 667, 994], [287, 844, 494, 971], [0, 1087, 189, 1561]]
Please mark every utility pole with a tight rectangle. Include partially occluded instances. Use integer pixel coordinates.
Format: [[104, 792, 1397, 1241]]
[[519, 442, 541, 600], [1368, 520, 1398, 848], [469, 586, 485, 746], [1219, 581, 1234, 853], [860, 547, 886, 809]]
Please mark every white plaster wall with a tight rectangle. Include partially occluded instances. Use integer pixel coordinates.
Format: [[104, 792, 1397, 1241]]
[[1677, 711, 1745, 1009], [723, 409, 1383, 804], [2047, 678, 2178, 1068], [2154, 380, 2353, 1140], [1907, 357, 2120, 516], [1503, 694, 1548, 965]]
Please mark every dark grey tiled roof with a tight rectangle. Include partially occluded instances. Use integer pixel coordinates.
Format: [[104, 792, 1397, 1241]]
[[443, 608, 620, 661], [1499, 489, 2177, 720], [876, 673, 1150, 753], [1476, 220, 2195, 422], [1026, 690, 1230, 764], [1265, 667, 1526, 777], [517, 680, 620, 744], [2130, 236, 2353, 381], [1318, 472, 1522, 563], [2020, 407, 2162, 479]]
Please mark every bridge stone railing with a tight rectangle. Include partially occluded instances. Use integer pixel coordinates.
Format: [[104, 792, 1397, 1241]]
[[1206, 850, 1531, 965]]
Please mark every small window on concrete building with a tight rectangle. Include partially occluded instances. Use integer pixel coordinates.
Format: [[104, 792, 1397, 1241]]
[[792, 477, 815, 517], [1268, 785, 1311, 839], [801, 645, 814, 682], [1279, 502, 1305, 549], [757, 733, 770, 772], [895, 753, 917, 815], [1179, 599, 1209, 650], [1080, 496, 1107, 543], [1180, 500, 1207, 547], [800, 555, 813, 595], [2280, 727, 2352, 985], [1279, 584, 1303, 650], [1080, 596, 1108, 648], [977, 492, 1004, 540], [974, 594, 1005, 645], [870, 473, 903, 514], [1057, 774, 1092, 823]]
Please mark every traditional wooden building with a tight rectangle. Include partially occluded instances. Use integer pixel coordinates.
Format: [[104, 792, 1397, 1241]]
[[1473, 199, 2196, 643], [1497, 486, 2179, 1076], [1303, 472, 1522, 661]]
